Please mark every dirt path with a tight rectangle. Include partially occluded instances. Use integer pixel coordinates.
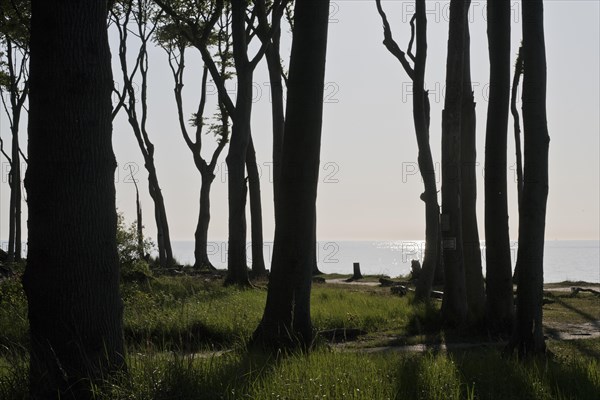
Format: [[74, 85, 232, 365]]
[[543, 320, 600, 340], [325, 278, 380, 286], [334, 322, 600, 355]]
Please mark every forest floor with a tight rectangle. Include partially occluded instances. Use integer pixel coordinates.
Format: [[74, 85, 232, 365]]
[[1, 267, 599, 399], [318, 274, 600, 352]]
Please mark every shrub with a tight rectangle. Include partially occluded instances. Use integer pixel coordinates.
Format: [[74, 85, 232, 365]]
[[117, 212, 154, 281]]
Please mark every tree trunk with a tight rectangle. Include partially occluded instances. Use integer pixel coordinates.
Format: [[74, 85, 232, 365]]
[[5, 38, 25, 263], [252, 0, 330, 349], [265, 9, 286, 277], [375, 0, 442, 300], [266, 21, 285, 209], [14, 168, 21, 261], [23, 1, 126, 397], [224, 0, 252, 286], [312, 213, 324, 275], [147, 162, 173, 267], [508, 0, 549, 358], [510, 47, 524, 285], [441, 0, 468, 326], [7, 166, 16, 262], [484, 0, 514, 333], [460, 21, 485, 321], [411, 0, 442, 302], [247, 136, 267, 277], [135, 186, 144, 259], [194, 172, 215, 269], [434, 221, 445, 284], [511, 46, 524, 208]]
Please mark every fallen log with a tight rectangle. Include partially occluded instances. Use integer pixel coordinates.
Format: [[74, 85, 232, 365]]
[[570, 287, 600, 297]]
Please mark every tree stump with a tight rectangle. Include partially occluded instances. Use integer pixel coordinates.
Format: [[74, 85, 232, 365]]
[[352, 262, 363, 280], [410, 259, 422, 280]]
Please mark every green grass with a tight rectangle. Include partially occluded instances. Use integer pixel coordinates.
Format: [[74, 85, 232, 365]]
[[122, 277, 266, 351], [543, 291, 600, 325], [80, 341, 600, 400], [2, 344, 597, 399], [122, 277, 420, 352], [0, 275, 29, 351], [2, 274, 600, 399]]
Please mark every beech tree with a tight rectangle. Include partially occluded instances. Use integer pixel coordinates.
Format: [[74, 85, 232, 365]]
[[155, 0, 288, 284], [375, 0, 442, 301], [252, 0, 330, 348], [440, 0, 469, 326], [111, 0, 175, 268], [158, 7, 231, 269], [511, 46, 524, 207], [484, 0, 514, 333], [0, 0, 29, 263], [508, 0, 550, 358], [460, 3, 485, 322], [23, 0, 126, 396], [247, 135, 267, 276]]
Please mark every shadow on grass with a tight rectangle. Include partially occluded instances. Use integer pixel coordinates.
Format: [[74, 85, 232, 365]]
[[446, 347, 599, 400], [98, 348, 291, 400], [544, 293, 600, 360], [124, 320, 240, 353], [548, 294, 600, 328]]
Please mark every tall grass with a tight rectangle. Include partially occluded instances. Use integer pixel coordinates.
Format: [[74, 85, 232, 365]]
[[2, 275, 599, 399], [3, 346, 595, 399], [122, 278, 421, 352]]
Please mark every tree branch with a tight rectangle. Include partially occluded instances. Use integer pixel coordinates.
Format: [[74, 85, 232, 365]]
[[407, 14, 417, 63], [375, 0, 415, 80], [167, 44, 197, 153], [0, 137, 12, 163], [249, 0, 289, 71], [154, 0, 236, 117]]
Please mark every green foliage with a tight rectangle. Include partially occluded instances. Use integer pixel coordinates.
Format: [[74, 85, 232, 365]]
[[0, 1, 30, 103], [0, 275, 28, 352], [116, 212, 154, 281], [0, 0, 30, 48]]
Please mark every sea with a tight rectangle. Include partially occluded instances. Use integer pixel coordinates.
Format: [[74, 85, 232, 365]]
[[172, 240, 600, 284]]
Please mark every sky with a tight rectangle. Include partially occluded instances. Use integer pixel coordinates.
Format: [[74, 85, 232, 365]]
[[1, 0, 599, 250]]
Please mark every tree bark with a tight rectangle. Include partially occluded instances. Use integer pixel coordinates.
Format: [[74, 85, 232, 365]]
[[252, 0, 330, 349], [147, 161, 173, 267], [508, 0, 549, 358], [375, 0, 442, 301], [312, 213, 324, 275], [441, 0, 468, 326], [194, 172, 215, 269], [7, 163, 17, 261], [413, 0, 442, 302], [460, 20, 485, 321], [133, 170, 145, 259], [511, 46, 524, 208], [23, 1, 126, 397], [224, 0, 253, 286], [265, 15, 285, 209], [484, 0, 514, 333], [247, 135, 267, 276], [510, 47, 524, 284]]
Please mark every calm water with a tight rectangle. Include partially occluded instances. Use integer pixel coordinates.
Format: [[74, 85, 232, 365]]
[[172, 240, 600, 283]]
